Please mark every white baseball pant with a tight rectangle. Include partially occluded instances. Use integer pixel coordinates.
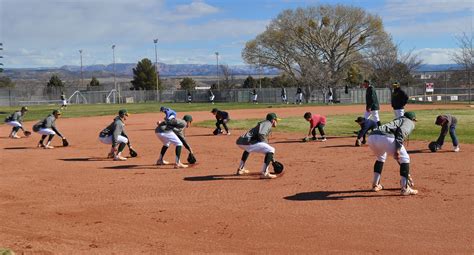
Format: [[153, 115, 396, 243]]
[[99, 135, 129, 144], [394, 109, 405, 119], [156, 131, 183, 147], [37, 128, 56, 135], [6, 121, 22, 128], [364, 110, 380, 122], [368, 135, 410, 164], [238, 142, 275, 154]]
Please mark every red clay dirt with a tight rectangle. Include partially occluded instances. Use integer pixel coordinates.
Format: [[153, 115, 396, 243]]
[[0, 104, 472, 254]]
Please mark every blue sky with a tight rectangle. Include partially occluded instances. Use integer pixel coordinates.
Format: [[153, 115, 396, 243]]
[[0, 0, 472, 68]]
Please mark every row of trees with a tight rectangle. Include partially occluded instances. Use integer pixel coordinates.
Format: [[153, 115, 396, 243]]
[[45, 74, 101, 88]]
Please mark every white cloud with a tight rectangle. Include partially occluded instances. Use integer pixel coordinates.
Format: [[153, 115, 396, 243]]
[[414, 48, 457, 64]]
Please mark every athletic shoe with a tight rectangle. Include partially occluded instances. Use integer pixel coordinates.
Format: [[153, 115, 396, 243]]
[[114, 155, 127, 161], [226, 132, 231, 136], [236, 168, 250, 175], [107, 152, 115, 159], [37, 143, 45, 148], [311, 137, 317, 141], [260, 172, 277, 179], [320, 137, 327, 142], [156, 159, 170, 165], [175, 162, 188, 169], [372, 184, 383, 192], [12, 135, 21, 139], [454, 145, 460, 152], [401, 187, 418, 196]]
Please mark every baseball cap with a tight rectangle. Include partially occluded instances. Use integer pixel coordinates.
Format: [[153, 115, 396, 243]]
[[392, 81, 400, 87], [355, 116, 365, 123], [183, 115, 193, 122], [211, 108, 218, 113], [160, 106, 166, 112], [404, 112, 416, 121], [52, 109, 61, 115], [21, 106, 28, 112], [266, 113, 280, 121], [118, 109, 129, 117]]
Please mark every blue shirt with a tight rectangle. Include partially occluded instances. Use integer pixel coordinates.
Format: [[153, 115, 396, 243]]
[[358, 119, 378, 139], [162, 108, 177, 120]]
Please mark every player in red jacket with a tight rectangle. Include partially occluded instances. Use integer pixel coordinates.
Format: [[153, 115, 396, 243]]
[[304, 112, 327, 141]]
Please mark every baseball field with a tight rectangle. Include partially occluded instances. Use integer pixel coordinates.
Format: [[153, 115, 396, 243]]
[[0, 103, 473, 254]]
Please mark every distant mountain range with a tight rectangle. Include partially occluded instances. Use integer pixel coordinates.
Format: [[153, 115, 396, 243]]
[[4, 63, 280, 79], [3, 63, 461, 80]]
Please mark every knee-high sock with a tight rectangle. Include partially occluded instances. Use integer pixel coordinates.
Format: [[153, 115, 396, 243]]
[[373, 161, 384, 185], [239, 151, 249, 169], [159, 146, 168, 160], [46, 134, 55, 145], [118, 142, 126, 153], [400, 163, 410, 188], [40, 135, 47, 144], [261, 153, 274, 174], [175, 146, 182, 163]]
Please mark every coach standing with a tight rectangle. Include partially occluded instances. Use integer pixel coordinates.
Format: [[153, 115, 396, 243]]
[[391, 82, 409, 119], [363, 80, 381, 126]]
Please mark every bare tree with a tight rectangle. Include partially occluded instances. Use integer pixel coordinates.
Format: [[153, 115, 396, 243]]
[[220, 64, 236, 89], [243, 4, 389, 99], [451, 32, 474, 71]]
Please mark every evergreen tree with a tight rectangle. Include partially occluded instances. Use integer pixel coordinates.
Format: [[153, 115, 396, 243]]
[[47, 74, 64, 87], [131, 58, 161, 90], [180, 77, 196, 90], [89, 77, 100, 87], [242, 75, 256, 88]]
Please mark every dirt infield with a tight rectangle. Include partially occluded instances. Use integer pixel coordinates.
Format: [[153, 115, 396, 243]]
[[1, 104, 472, 254]]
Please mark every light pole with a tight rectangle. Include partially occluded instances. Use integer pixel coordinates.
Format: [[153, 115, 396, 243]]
[[112, 44, 117, 103], [215, 52, 219, 89], [79, 49, 84, 90], [154, 39, 159, 102]]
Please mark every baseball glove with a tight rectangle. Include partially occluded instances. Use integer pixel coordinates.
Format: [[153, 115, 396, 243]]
[[62, 138, 69, 147], [187, 153, 197, 164], [129, 148, 138, 157], [428, 141, 439, 152], [23, 130, 32, 137], [302, 137, 309, 143], [272, 161, 284, 174]]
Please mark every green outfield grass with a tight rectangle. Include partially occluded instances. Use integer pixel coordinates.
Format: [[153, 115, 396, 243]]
[[0, 102, 303, 122], [195, 109, 474, 144]]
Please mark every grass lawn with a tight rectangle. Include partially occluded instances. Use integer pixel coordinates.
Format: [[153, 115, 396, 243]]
[[0, 102, 303, 122], [195, 109, 474, 144]]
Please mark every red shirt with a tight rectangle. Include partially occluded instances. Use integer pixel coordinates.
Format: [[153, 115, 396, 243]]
[[309, 114, 326, 128]]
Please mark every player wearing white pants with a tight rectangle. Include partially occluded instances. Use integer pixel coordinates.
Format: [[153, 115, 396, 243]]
[[155, 115, 193, 168], [391, 82, 409, 120], [367, 112, 418, 196], [98, 109, 132, 161], [393, 109, 404, 119], [236, 113, 280, 179], [33, 110, 65, 149], [363, 80, 381, 126], [4, 107, 28, 138]]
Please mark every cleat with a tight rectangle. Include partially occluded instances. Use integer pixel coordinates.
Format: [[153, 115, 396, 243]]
[[114, 156, 127, 161], [401, 187, 418, 196], [44, 145, 54, 149], [38, 143, 45, 148], [372, 184, 383, 192], [260, 172, 277, 179], [107, 152, 115, 159], [226, 132, 231, 136], [175, 162, 188, 169], [454, 145, 460, 152], [156, 160, 170, 165], [236, 168, 250, 175], [320, 137, 327, 142], [311, 137, 317, 141]]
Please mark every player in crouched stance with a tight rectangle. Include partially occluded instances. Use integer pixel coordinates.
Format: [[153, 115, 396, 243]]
[[236, 113, 280, 179], [155, 115, 193, 169], [367, 112, 418, 196], [99, 109, 133, 161]]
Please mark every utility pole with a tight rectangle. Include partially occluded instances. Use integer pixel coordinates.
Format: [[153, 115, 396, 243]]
[[112, 44, 117, 103], [154, 39, 159, 102], [0, 43, 3, 73], [79, 49, 84, 90], [215, 52, 219, 89]]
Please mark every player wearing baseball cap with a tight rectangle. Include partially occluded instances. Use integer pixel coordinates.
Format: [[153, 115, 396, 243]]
[[4, 106, 29, 139], [32, 109, 66, 149], [367, 112, 418, 195], [160, 106, 177, 121], [155, 115, 193, 168], [354, 116, 378, 146], [363, 80, 381, 126], [211, 108, 231, 135], [391, 81, 409, 119], [235, 113, 280, 179], [98, 109, 132, 161]]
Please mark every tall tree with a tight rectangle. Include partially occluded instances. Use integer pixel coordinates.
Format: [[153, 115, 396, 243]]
[[131, 58, 162, 90], [243, 4, 388, 99], [242, 75, 257, 88], [180, 77, 196, 90], [47, 74, 64, 87], [89, 77, 100, 87], [451, 32, 473, 72], [0, 76, 14, 88]]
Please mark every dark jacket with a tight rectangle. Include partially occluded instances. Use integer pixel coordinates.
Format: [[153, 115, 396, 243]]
[[391, 88, 408, 110], [357, 119, 378, 140], [215, 110, 229, 120], [366, 85, 380, 111]]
